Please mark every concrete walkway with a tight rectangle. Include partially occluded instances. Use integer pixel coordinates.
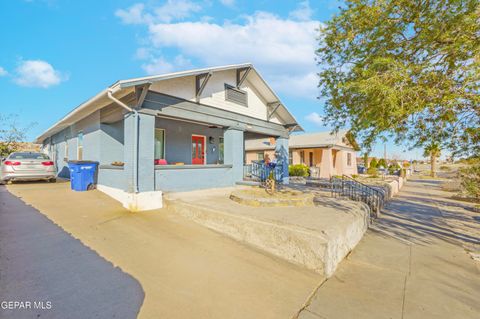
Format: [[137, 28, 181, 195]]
[[0, 185, 144, 319], [5, 182, 321, 319], [297, 178, 480, 319]]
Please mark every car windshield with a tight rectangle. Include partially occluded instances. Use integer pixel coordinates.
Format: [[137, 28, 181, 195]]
[[9, 152, 50, 160]]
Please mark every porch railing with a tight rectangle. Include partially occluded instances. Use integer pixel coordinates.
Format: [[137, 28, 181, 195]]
[[250, 160, 284, 182], [331, 175, 384, 218]]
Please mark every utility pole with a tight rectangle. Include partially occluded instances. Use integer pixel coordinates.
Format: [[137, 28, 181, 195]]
[[384, 144, 387, 163]]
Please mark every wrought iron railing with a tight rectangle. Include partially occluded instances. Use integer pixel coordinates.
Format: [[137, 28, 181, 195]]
[[250, 160, 284, 182], [243, 164, 253, 178], [331, 175, 384, 218]]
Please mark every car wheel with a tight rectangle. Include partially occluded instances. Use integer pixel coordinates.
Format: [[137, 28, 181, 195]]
[[49, 178, 57, 183], [0, 180, 5, 185]]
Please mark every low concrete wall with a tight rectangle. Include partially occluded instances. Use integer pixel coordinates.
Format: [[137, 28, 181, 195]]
[[164, 196, 369, 277], [383, 176, 407, 199]]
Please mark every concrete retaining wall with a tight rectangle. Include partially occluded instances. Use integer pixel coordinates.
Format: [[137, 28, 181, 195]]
[[164, 197, 369, 277], [383, 176, 407, 199]]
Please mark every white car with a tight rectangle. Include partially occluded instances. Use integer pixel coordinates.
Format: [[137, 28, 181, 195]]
[[0, 152, 56, 184]]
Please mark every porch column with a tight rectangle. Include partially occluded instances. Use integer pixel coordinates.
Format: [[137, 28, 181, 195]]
[[275, 137, 289, 184], [124, 112, 155, 193], [319, 148, 334, 178], [334, 150, 344, 176], [224, 128, 244, 184]]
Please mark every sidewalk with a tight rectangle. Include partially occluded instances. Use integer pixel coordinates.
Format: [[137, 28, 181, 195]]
[[297, 178, 480, 319]]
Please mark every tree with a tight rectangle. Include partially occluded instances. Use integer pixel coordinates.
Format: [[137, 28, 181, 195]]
[[370, 157, 378, 168], [0, 114, 34, 157], [317, 0, 480, 157], [363, 152, 369, 168], [377, 158, 387, 168], [423, 142, 441, 177]]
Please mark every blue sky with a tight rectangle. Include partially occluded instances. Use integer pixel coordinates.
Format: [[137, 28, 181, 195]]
[[0, 0, 424, 160]]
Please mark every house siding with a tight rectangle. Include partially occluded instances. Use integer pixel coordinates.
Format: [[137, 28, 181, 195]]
[[97, 167, 126, 190], [149, 70, 269, 122], [154, 166, 233, 192]]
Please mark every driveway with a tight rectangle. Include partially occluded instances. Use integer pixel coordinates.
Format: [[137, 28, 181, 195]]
[[0, 184, 144, 319], [5, 182, 320, 319], [297, 178, 480, 319]]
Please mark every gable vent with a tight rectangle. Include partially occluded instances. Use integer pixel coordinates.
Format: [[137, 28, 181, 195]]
[[225, 84, 248, 107]]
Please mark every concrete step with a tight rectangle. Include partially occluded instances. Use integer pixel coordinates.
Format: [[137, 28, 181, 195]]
[[236, 180, 261, 186]]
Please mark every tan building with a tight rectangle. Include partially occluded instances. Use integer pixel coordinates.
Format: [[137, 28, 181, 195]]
[[245, 131, 358, 178]]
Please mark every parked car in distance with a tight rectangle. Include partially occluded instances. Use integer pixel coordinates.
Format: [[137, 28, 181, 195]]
[[357, 165, 366, 174], [0, 152, 56, 184]]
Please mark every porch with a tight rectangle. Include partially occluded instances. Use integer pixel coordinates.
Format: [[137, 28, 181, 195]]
[[95, 92, 290, 209]]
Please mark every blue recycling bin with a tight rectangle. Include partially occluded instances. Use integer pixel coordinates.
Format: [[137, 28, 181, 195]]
[[68, 161, 99, 191]]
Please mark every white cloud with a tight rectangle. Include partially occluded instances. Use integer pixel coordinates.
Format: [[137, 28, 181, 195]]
[[0, 66, 7, 77], [289, 1, 313, 21], [142, 55, 192, 74], [305, 112, 324, 126], [116, 2, 321, 98], [116, 0, 202, 24], [14, 60, 66, 88], [219, 0, 235, 7], [115, 3, 148, 25]]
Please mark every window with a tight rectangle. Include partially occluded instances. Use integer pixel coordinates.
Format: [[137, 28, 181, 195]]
[[347, 153, 352, 166], [64, 137, 69, 160], [300, 150, 305, 164], [154, 129, 165, 160], [309, 152, 313, 167], [289, 151, 293, 164], [77, 132, 83, 160], [225, 84, 247, 107], [10, 152, 49, 160], [257, 152, 264, 161], [218, 137, 224, 164]]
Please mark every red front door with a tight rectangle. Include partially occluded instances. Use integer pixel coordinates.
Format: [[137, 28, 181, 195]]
[[191, 135, 205, 165]]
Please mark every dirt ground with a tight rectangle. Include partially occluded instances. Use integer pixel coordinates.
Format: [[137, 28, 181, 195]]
[[7, 181, 321, 319]]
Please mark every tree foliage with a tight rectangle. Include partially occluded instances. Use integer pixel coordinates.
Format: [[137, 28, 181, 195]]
[[459, 163, 480, 199], [0, 114, 34, 157], [377, 158, 387, 168], [317, 0, 480, 157]]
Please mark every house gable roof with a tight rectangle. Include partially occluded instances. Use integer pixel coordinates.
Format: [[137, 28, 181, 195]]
[[35, 63, 301, 143], [245, 130, 354, 151]]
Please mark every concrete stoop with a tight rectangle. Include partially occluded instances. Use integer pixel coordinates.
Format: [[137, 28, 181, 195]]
[[164, 197, 370, 277]]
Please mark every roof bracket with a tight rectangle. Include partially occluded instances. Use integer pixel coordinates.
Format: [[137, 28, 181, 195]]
[[236, 67, 251, 88], [267, 102, 281, 121], [135, 83, 152, 109], [195, 72, 212, 103]]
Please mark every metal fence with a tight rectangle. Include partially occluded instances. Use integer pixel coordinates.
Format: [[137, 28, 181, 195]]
[[250, 160, 284, 182], [331, 175, 384, 218]]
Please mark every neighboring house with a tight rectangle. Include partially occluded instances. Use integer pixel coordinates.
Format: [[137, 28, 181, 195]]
[[36, 63, 301, 211], [245, 131, 358, 178]]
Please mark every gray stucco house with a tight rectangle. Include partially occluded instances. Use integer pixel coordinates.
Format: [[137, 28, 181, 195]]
[[36, 63, 301, 211]]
